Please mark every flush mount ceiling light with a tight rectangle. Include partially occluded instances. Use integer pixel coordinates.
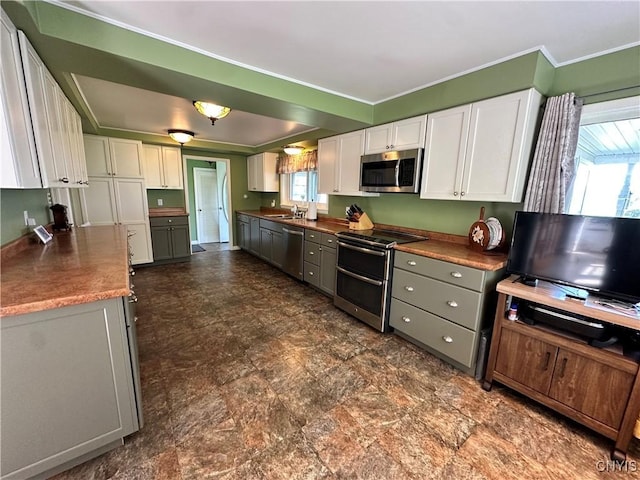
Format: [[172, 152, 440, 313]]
[[283, 145, 304, 155], [168, 129, 194, 145], [193, 101, 231, 125]]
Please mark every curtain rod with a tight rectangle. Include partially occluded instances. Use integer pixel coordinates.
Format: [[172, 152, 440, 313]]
[[580, 85, 640, 100]]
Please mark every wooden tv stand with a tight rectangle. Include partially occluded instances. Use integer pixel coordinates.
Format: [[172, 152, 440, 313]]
[[483, 276, 640, 461]]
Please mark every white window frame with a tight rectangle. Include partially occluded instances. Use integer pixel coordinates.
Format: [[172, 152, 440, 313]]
[[279, 170, 328, 213]]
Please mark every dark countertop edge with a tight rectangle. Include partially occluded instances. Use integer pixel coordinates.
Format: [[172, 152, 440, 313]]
[[236, 210, 507, 271]]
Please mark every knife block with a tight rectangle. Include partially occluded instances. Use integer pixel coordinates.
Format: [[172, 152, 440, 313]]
[[349, 212, 374, 230]]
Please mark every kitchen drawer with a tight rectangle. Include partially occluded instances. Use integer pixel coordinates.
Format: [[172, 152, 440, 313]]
[[259, 219, 284, 233], [321, 233, 337, 248], [304, 261, 320, 287], [304, 241, 321, 266], [392, 268, 482, 330], [305, 229, 321, 244], [149, 215, 189, 227], [394, 251, 485, 291], [390, 298, 477, 368], [237, 214, 251, 223]]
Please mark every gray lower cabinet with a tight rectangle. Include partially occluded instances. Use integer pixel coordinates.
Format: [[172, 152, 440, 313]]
[[389, 251, 503, 375], [249, 217, 260, 255], [150, 215, 190, 262], [236, 214, 250, 250], [259, 219, 284, 269], [1, 298, 139, 480], [304, 230, 337, 296]]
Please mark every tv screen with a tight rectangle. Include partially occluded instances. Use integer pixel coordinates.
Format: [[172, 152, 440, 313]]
[[506, 212, 640, 304]]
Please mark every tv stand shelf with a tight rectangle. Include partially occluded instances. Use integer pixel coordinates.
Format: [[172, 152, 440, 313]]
[[483, 275, 640, 461]]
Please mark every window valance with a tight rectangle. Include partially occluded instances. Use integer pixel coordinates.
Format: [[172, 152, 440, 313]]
[[276, 150, 317, 174]]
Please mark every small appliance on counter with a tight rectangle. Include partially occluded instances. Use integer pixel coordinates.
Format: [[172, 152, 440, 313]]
[[50, 204, 71, 231]]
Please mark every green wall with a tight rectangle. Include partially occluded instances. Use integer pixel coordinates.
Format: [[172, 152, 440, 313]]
[[1, 189, 51, 245], [146, 189, 185, 209]]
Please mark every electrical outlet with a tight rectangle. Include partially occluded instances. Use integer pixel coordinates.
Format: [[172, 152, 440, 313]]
[[157, 199, 164, 206], [24, 210, 29, 226]]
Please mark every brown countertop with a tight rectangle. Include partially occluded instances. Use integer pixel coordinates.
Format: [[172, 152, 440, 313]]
[[237, 209, 507, 271], [1, 226, 130, 317], [149, 207, 188, 217]]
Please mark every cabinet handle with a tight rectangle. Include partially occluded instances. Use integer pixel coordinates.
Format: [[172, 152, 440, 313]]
[[558, 357, 568, 378], [446, 300, 458, 308], [450, 271, 462, 278], [309, 271, 314, 276], [309, 251, 314, 255], [407, 260, 417, 266], [404, 286, 414, 292], [542, 351, 551, 371], [60, 177, 69, 183], [402, 316, 411, 323], [460, 191, 466, 197], [318, 247, 322, 251], [327, 239, 333, 243], [453, 191, 459, 196], [442, 336, 453, 343]]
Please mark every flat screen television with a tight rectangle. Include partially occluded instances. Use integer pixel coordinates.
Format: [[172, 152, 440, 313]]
[[506, 212, 640, 304]]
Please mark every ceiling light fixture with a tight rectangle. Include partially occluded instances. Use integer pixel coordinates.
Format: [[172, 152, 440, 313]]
[[168, 129, 194, 145], [193, 101, 231, 125], [283, 145, 304, 155]]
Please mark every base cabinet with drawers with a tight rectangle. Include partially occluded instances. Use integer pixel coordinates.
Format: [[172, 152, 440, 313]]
[[389, 251, 503, 374], [303, 230, 337, 296], [149, 215, 191, 263]]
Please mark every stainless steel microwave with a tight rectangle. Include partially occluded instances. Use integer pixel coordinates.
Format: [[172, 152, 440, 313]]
[[360, 148, 423, 193]]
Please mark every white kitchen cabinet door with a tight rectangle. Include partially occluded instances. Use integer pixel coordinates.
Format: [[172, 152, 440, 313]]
[[420, 88, 542, 202], [461, 89, 542, 202], [109, 138, 144, 178], [84, 135, 112, 177], [247, 152, 278, 192], [420, 105, 471, 200], [364, 115, 427, 154], [0, 12, 41, 189], [125, 222, 153, 265], [143, 145, 183, 189], [79, 177, 118, 225], [318, 131, 378, 196], [113, 178, 148, 224], [69, 105, 88, 186], [42, 71, 72, 186]]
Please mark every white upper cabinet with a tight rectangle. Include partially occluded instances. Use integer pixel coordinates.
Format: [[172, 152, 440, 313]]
[[364, 115, 427, 154], [420, 88, 543, 202], [318, 130, 378, 196], [247, 152, 279, 192], [0, 11, 41, 188], [17, 30, 88, 188], [84, 135, 144, 178], [142, 145, 183, 189]]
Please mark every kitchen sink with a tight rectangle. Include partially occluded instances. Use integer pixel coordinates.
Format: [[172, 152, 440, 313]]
[[264, 214, 295, 219]]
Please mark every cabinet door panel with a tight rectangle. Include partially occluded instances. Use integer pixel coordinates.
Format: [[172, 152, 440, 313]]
[[336, 130, 365, 193], [549, 350, 635, 429], [364, 124, 392, 153], [319, 247, 336, 295], [171, 225, 192, 258], [495, 327, 557, 395], [249, 218, 260, 255], [84, 135, 111, 176], [126, 223, 153, 265], [162, 147, 183, 189], [150, 226, 172, 260], [318, 137, 338, 194], [80, 177, 118, 225], [113, 179, 148, 224], [142, 145, 163, 188], [271, 231, 284, 269], [109, 139, 143, 178], [420, 105, 470, 200], [392, 116, 427, 150]]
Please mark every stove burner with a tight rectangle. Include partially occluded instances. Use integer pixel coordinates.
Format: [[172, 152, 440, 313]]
[[336, 229, 427, 248]]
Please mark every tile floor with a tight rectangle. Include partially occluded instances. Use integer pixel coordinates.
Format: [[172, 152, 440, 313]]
[[53, 249, 640, 479]]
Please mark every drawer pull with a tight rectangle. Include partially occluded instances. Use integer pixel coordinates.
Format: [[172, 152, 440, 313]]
[[407, 260, 417, 266], [402, 316, 411, 323], [309, 271, 314, 276], [327, 239, 333, 243], [404, 286, 414, 292], [442, 336, 453, 343], [450, 271, 463, 278], [309, 251, 314, 255], [446, 300, 458, 308]]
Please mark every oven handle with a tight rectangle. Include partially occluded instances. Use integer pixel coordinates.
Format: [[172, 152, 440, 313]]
[[336, 266, 383, 286], [337, 241, 386, 257]]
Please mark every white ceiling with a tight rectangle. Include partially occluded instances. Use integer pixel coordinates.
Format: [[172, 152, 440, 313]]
[[59, 0, 640, 148]]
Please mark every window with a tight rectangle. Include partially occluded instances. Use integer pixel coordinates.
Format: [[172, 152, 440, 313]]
[[567, 97, 640, 218], [280, 170, 328, 211]]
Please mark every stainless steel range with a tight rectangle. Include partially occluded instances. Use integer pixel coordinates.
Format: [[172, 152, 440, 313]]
[[334, 229, 427, 332]]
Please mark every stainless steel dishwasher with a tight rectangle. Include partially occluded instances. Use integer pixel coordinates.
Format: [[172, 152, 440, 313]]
[[281, 225, 304, 280]]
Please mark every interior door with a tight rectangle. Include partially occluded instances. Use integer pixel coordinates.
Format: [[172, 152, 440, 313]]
[[194, 168, 219, 243]]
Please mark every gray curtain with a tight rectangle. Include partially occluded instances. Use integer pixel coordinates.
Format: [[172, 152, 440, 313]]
[[523, 92, 583, 213]]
